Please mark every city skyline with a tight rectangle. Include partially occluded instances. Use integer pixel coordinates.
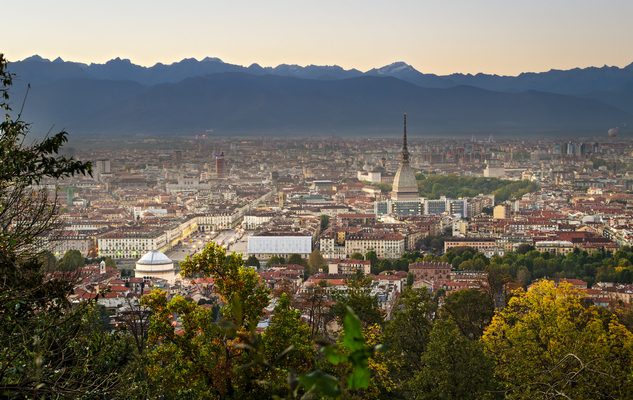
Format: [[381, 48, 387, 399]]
[[5, 0, 633, 75]]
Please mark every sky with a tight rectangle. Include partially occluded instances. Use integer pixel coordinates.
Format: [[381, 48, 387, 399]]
[[4, 0, 633, 75]]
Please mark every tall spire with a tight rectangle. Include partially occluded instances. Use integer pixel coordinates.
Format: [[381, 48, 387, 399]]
[[401, 113, 410, 163]]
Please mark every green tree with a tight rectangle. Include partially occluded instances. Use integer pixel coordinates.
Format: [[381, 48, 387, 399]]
[[38, 250, 57, 271], [350, 252, 365, 260], [482, 280, 633, 399], [486, 263, 511, 307], [515, 243, 535, 254], [406, 272, 414, 287], [57, 249, 85, 271], [0, 54, 134, 399], [405, 317, 498, 399], [288, 253, 307, 267], [365, 250, 379, 267], [142, 291, 234, 398], [103, 256, 117, 268], [180, 242, 270, 329], [332, 273, 384, 327], [245, 254, 260, 268], [262, 293, 315, 394], [415, 174, 538, 201], [0, 62, 91, 258], [320, 214, 330, 231], [383, 288, 436, 382], [266, 255, 286, 268], [515, 266, 531, 288], [441, 289, 495, 339], [308, 249, 327, 275]]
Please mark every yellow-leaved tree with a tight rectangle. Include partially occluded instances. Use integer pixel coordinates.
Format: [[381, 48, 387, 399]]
[[482, 280, 633, 399], [141, 242, 271, 399]]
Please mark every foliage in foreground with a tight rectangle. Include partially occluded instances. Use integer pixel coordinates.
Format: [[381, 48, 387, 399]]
[[140, 242, 379, 399], [482, 280, 633, 399]]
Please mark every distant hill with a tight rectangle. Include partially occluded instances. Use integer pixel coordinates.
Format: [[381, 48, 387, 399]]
[[6, 56, 633, 136]]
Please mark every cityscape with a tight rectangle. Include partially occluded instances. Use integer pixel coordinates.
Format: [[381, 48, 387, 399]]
[[3, 1, 633, 399], [48, 118, 633, 305]]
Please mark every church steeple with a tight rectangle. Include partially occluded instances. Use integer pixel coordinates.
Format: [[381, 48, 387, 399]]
[[401, 113, 410, 164], [391, 113, 418, 202]]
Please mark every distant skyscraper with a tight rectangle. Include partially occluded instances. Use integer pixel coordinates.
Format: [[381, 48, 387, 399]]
[[93, 159, 111, 182], [215, 152, 225, 178]]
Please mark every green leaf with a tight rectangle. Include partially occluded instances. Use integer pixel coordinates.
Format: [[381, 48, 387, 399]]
[[323, 345, 346, 365], [342, 306, 364, 351], [297, 370, 341, 397], [347, 364, 371, 389]]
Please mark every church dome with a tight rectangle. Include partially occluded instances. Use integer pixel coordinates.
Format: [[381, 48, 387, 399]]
[[392, 164, 418, 200], [135, 250, 176, 284], [137, 250, 172, 266]]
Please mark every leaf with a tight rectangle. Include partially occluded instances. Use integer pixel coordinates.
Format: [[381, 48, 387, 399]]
[[347, 364, 371, 389], [297, 370, 341, 397], [342, 306, 364, 352], [323, 345, 347, 365]]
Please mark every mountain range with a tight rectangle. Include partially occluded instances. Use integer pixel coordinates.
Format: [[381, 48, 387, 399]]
[[7, 55, 633, 136]]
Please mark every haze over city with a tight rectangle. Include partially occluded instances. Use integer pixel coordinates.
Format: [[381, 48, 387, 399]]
[[2, 1, 633, 399]]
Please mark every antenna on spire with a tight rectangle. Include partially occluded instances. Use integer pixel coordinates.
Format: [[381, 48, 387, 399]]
[[401, 113, 409, 163], [403, 113, 407, 149]]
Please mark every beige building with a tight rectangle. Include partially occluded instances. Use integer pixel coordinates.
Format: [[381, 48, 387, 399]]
[[328, 259, 371, 275], [444, 238, 501, 257], [98, 228, 167, 259], [493, 205, 507, 220], [535, 240, 574, 255], [345, 232, 405, 259]]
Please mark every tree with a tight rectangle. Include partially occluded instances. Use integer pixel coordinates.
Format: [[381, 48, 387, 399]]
[[354, 324, 397, 399], [245, 255, 260, 268], [180, 242, 270, 329], [0, 57, 91, 259], [118, 298, 151, 354], [320, 214, 330, 231], [0, 54, 133, 398], [515, 266, 531, 288], [287, 253, 306, 266], [406, 272, 414, 287], [103, 256, 117, 268], [294, 282, 331, 338], [486, 263, 511, 307], [515, 243, 535, 254], [383, 288, 436, 382], [332, 273, 384, 327], [350, 252, 364, 260], [482, 280, 633, 399], [141, 291, 234, 398], [441, 289, 494, 339], [365, 250, 378, 268], [38, 250, 57, 271], [57, 249, 85, 271], [262, 293, 315, 394], [405, 317, 498, 399], [266, 255, 286, 268], [308, 249, 326, 275]]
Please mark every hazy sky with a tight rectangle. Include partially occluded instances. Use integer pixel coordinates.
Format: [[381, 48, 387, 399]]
[[5, 0, 633, 75]]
